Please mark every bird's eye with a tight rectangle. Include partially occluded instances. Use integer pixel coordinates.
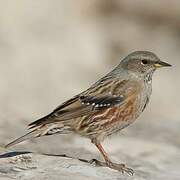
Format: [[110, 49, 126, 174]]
[[141, 59, 148, 65]]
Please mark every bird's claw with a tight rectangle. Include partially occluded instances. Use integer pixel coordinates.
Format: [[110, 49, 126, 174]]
[[88, 159, 134, 176], [107, 162, 134, 176], [89, 158, 106, 166]]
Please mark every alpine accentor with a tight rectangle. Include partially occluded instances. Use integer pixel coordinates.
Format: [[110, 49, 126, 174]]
[[5, 51, 171, 175]]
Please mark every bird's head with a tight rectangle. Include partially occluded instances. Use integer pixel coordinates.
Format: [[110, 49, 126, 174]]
[[120, 51, 171, 76]]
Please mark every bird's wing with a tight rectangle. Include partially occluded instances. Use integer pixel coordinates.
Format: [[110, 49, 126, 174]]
[[28, 79, 139, 129], [6, 91, 127, 148], [28, 94, 125, 128]]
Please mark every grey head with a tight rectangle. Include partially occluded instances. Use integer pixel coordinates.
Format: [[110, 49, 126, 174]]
[[119, 51, 171, 77]]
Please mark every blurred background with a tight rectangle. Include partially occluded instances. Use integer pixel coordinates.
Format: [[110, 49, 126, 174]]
[[0, 0, 180, 177]]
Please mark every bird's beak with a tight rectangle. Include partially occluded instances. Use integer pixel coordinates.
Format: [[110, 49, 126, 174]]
[[154, 61, 172, 68]]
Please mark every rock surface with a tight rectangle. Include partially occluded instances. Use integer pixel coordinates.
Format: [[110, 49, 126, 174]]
[[1, 127, 180, 180]]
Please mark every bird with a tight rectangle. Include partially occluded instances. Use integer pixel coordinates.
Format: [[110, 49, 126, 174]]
[[5, 51, 171, 175]]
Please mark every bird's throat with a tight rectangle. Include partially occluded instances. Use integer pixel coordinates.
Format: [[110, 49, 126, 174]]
[[144, 72, 153, 84]]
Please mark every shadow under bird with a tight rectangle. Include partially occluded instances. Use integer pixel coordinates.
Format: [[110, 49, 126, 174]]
[[5, 51, 171, 175]]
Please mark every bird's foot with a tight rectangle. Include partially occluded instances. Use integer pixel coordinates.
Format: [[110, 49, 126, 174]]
[[89, 158, 106, 166], [89, 159, 134, 176], [106, 161, 134, 176]]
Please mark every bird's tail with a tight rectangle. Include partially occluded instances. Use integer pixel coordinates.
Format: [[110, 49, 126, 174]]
[[5, 129, 41, 148], [5, 123, 71, 149]]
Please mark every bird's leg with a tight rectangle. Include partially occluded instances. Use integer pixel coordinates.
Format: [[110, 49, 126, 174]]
[[89, 141, 134, 175]]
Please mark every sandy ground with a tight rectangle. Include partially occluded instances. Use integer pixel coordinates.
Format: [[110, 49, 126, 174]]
[[0, 1, 180, 179]]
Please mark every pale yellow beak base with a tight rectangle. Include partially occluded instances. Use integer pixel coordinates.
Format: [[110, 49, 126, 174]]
[[154, 61, 172, 68]]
